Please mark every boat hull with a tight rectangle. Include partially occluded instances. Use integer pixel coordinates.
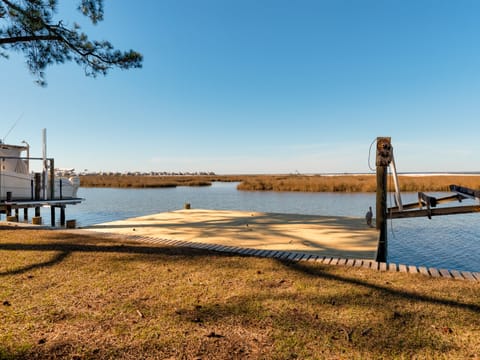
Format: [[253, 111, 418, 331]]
[[0, 171, 32, 200], [0, 172, 80, 201]]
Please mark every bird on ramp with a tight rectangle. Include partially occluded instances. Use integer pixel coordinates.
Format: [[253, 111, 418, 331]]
[[365, 206, 373, 227]]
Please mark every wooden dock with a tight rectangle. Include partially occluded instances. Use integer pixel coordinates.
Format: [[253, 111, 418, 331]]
[[86, 209, 379, 260], [83, 215, 479, 282], [0, 198, 83, 227]]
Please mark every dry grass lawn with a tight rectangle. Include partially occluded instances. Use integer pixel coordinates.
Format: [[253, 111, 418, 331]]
[[0, 227, 479, 359]]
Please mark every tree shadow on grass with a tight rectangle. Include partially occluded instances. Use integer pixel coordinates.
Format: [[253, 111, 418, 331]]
[[0, 231, 223, 277], [0, 229, 479, 316], [278, 259, 480, 313], [1, 229, 479, 359]]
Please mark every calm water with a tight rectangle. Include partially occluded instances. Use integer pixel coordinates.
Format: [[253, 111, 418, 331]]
[[50, 182, 480, 272]]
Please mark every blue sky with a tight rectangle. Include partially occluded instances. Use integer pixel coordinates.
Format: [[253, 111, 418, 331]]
[[2, 0, 480, 174]]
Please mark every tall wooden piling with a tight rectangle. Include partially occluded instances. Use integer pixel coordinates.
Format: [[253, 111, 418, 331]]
[[6, 191, 12, 216], [60, 206, 65, 226], [34, 173, 41, 217], [49, 158, 55, 200], [375, 137, 392, 263], [51, 206, 55, 227]]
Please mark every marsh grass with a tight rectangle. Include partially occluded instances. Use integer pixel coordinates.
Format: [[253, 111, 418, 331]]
[[0, 227, 479, 359], [78, 175, 227, 188], [80, 174, 480, 193], [236, 174, 480, 193]]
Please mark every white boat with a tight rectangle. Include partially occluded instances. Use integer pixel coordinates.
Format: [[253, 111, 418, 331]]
[[0, 141, 80, 201]]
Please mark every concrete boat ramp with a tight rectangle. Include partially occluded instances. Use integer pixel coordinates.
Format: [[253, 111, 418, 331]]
[[86, 209, 378, 259]]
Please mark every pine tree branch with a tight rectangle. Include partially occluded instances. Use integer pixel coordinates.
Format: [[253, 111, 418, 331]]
[[0, 35, 62, 44]]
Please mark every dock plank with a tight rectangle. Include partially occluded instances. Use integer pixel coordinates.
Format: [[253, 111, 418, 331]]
[[450, 270, 464, 280], [300, 254, 311, 261], [418, 267, 429, 277], [296, 254, 307, 261], [429, 268, 440, 277], [438, 269, 452, 279], [388, 263, 397, 272], [285, 253, 297, 261], [461, 272, 477, 281], [408, 265, 418, 274], [346, 259, 355, 267], [362, 260, 373, 269]]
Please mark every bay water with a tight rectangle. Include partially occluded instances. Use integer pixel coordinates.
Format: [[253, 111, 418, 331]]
[[59, 182, 480, 273]]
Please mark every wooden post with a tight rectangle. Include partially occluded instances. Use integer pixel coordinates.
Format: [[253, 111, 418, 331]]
[[34, 173, 41, 217], [66, 219, 76, 229], [49, 158, 55, 200], [375, 137, 392, 263], [24, 208, 28, 222], [51, 206, 55, 227], [6, 191, 12, 216], [60, 206, 65, 226]]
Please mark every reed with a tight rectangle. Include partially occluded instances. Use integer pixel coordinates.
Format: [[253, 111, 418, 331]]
[[79, 174, 480, 192], [79, 175, 243, 188], [237, 175, 480, 193]]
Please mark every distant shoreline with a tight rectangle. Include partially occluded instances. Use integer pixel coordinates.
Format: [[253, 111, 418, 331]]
[[79, 174, 480, 192]]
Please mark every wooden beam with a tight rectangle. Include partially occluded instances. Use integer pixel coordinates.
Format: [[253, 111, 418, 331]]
[[388, 205, 480, 219], [389, 193, 467, 212], [435, 194, 467, 204], [450, 184, 480, 199], [418, 192, 437, 208]]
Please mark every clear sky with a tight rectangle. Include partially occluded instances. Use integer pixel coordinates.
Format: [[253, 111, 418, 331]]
[[2, 0, 480, 174]]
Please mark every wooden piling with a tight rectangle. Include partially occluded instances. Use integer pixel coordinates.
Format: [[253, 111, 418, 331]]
[[375, 137, 392, 263], [6, 215, 18, 222], [34, 173, 41, 217], [66, 219, 76, 229], [60, 206, 65, 226], [51, 206, 55, 227], [6, 191, 12, 216], [49, 158, 55, 200]]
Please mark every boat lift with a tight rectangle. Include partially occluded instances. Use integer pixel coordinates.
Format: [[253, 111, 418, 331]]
[[375, 137, 480, 262], [388, 185, 480, 220]]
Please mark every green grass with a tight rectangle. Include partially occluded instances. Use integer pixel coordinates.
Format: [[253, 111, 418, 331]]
[[0, 227, 479, 359]]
